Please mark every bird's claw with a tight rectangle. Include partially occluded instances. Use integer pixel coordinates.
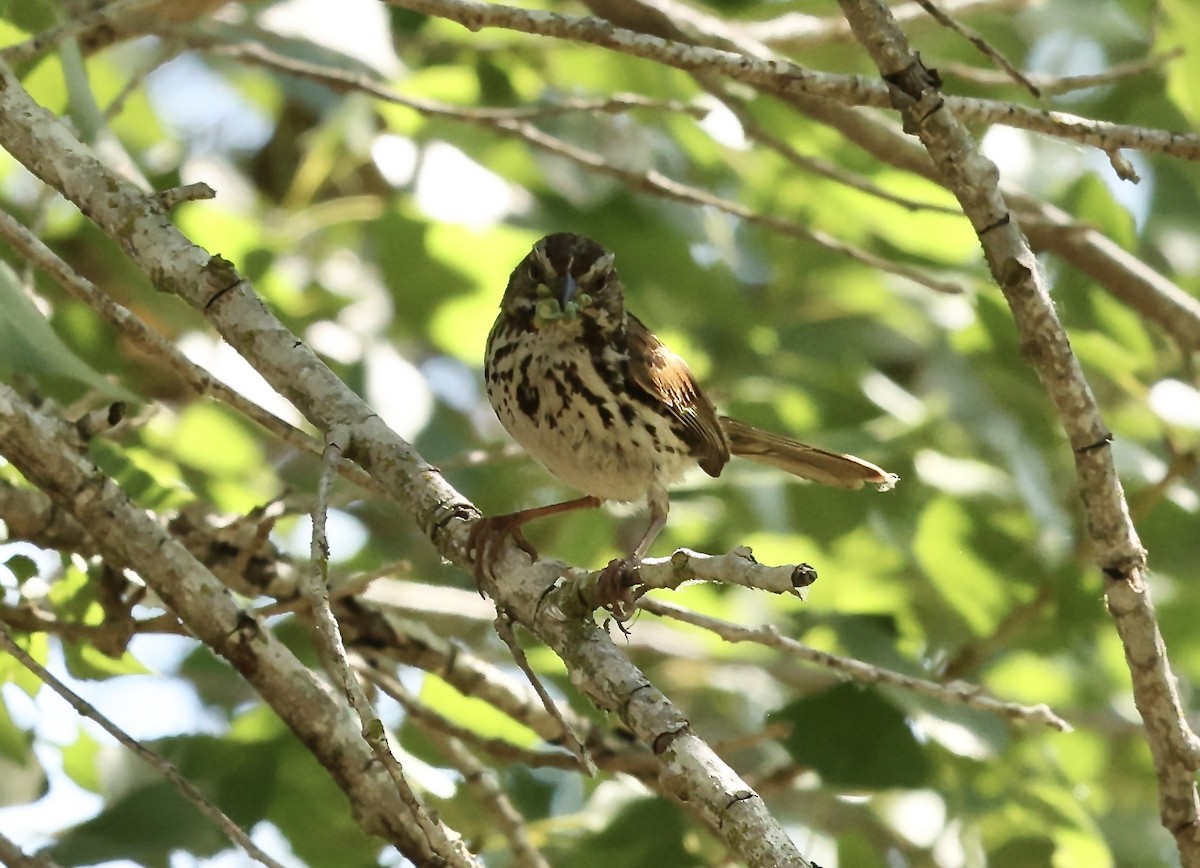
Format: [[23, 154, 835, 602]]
[[466, 515, 539, 595], [596, 557, 641, 623]]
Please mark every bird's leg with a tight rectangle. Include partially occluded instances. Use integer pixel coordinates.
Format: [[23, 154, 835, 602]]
[[468, 495, 602, 590], [596, 486, 669, 621]]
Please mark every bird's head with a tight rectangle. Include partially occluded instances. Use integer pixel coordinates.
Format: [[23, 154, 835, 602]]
[[502, 233, 624, 331]]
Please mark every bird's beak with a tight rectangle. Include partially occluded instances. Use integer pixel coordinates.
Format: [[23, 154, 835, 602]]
[[560, 273, 578, 309]]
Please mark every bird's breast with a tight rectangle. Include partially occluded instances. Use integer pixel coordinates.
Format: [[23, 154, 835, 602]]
[[485, 322, 694, 502]]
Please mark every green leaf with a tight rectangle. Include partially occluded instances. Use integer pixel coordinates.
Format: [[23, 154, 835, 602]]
[[0, 695, 31, 764], [1, 0, 52, 33], [418, 674, 540, 748], [61, 728, 102, 793], [2, 552, 38, 582], [61, 642, 150, 680], [558, 798, 701, 868], [769, 683, 931, 789], [1160, 0, 1200, 124], [0, 632, 49, 697], [913, 497, 1009, 636], [988, 835, 1056, 867], [168, 402, 266, 477], [838, 832, 890, 868], [0, 260, 136, 400], [47, 562, 98, 622], [1059, 173, 1135, 250], [45, 782, 227, 868], [87, 440, 192, 512]]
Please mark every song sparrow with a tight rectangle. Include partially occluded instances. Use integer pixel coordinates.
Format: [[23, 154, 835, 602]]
[[469, 232, 897, 616]]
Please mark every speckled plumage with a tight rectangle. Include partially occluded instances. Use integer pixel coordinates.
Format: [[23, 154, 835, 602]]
[[471, 233, 897, 613]]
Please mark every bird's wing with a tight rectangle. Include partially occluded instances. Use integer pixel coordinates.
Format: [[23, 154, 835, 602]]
[[626, 314, 730, 477]]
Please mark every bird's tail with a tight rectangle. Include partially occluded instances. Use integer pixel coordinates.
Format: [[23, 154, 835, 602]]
[[719, 416, 898, 491]]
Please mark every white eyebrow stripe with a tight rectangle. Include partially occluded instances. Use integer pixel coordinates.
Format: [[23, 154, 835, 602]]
[[533, 243, 557, 279], [579, 253, 614, 285]]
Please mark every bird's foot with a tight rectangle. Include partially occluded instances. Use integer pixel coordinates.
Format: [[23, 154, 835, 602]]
[[466, 514, 539, 594], [596, 557, 642, 623]]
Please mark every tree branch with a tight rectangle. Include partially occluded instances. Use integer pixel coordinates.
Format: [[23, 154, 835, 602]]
[[380, 0, 1200, 162], [0, 385, 465, 864], [642, 599, 1070, 730], [0, 62, 813, 868], [833, 1, 1200, 862], [0, 623, 288, 868]]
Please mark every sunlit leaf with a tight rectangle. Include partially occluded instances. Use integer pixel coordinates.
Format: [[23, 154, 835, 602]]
[[419, 673, 541, 748], [0, 695, 30, 764], [62, 643, 150, 680], [913, 497, 1009, 636], [62, 727, 102, 793]]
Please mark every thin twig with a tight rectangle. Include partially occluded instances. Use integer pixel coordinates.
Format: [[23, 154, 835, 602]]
[[357, 661, 583, 770], [493, 611, 596, 775], [0, 207, 380, 495], [939, 48, 1185, 96], [0, 829, 64, 868], [911, 0, 1039, 96], [574, 547, 819, 619], [439, 738, 552, 868], [304, 425, 471, 865], [641, 599, 1072, 730], [379, 0, 1200, 163], [206, 41, 703, 121], [740, 0, 1032, 47], [0, 0, 157, 66], [0, 623, 287, 868], [208, 38, 961, 293]]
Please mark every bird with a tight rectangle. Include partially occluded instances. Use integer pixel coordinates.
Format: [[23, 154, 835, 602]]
[[468, 232, 897, 617]]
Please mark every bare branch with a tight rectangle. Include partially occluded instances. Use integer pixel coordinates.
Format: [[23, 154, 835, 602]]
[[0, 623, 288, 868], [0, 830, 64, 868], [206, 40, 961, 294], [953, 94, 1200, 161], [911, 0, 1039, 96], [834, 1, 1200, 862], [0, 206, 380, 494], [0, 63, 814, 868], [0, 385, 464, 863], [380, 0, 1200, 162], [573, 547, 817, 614], [643, 599, 1070, 729], [940, 48, 1185, 96]]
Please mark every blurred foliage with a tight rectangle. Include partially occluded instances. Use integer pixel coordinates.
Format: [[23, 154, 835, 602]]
[[0, 0, 1197, 866]]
